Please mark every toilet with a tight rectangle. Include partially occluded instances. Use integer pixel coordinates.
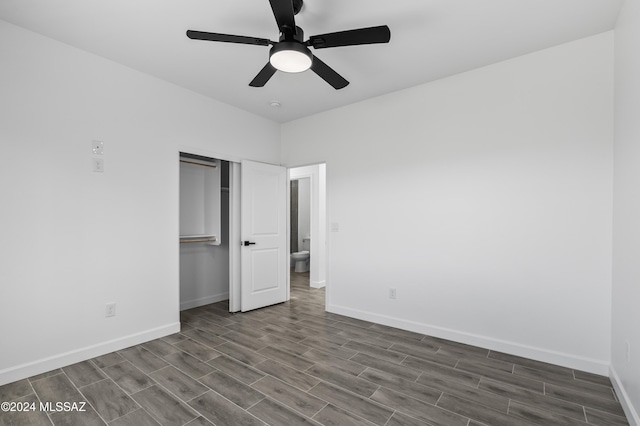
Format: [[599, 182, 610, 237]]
[[291, 250, 310, 272]]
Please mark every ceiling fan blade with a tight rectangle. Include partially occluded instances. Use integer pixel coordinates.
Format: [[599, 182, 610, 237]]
[[310, 56, 349, 90], [268, 0, 296, 33], [249, 63, 278, 87], [308, 25, 391, 49], [187, 30, 271, 46]]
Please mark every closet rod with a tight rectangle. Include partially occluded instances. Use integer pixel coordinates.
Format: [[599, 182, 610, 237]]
[[180, 237, 217, 243], [179, 159, 217, 168]]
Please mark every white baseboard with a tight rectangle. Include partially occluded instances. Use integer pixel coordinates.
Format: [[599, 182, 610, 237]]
[[0, 322, 180, 387], [311, 280, 326, 289], [610, 366, 640, 426], [180, 292, 229, 311], [327, 303, 609, 375]]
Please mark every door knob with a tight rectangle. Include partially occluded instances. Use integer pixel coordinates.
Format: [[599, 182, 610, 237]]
[[242, 241, 256, 246]]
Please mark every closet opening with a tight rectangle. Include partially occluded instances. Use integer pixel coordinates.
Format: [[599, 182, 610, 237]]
[[179, 152, 231, 311]]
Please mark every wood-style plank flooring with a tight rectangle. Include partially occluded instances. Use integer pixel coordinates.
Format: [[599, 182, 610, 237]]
[[0, 272, 629, 425]]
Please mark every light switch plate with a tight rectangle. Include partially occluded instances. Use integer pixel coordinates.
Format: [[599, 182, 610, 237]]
[[92, 140, 104, 155]]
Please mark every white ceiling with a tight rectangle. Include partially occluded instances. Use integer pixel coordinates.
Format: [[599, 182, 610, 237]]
[[0, 0, 623, 122]]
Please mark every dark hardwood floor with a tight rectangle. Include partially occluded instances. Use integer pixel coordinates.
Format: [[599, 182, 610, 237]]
[[0, 271, 629, 425]]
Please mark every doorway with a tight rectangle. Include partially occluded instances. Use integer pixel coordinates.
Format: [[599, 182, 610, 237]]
[[179, 152, 318, 315], [179, 153, 231, 311], [179, 152, 289, 314], [289, 164, 327, 295]]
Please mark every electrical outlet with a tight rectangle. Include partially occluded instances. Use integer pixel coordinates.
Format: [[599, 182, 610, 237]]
[[105, 303, 116, 318], [389, 288, 397, 299]]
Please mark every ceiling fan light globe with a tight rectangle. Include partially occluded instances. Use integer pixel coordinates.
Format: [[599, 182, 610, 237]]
[[269, 42, 312, 73]]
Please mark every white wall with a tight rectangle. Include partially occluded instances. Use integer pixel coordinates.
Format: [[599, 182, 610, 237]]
[[282, 33, 614, 373], [612, 0, 640, 423], [0, 20, 279, 385]]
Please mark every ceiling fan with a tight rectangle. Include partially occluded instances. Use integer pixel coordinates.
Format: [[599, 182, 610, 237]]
[[187, 0, 391, 89]]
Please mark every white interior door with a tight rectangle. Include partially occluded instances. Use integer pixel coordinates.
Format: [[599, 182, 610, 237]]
[[240, 160, 288, 312]]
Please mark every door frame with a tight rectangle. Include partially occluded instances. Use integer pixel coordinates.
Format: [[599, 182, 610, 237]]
[[229, 162, 241, 312]]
